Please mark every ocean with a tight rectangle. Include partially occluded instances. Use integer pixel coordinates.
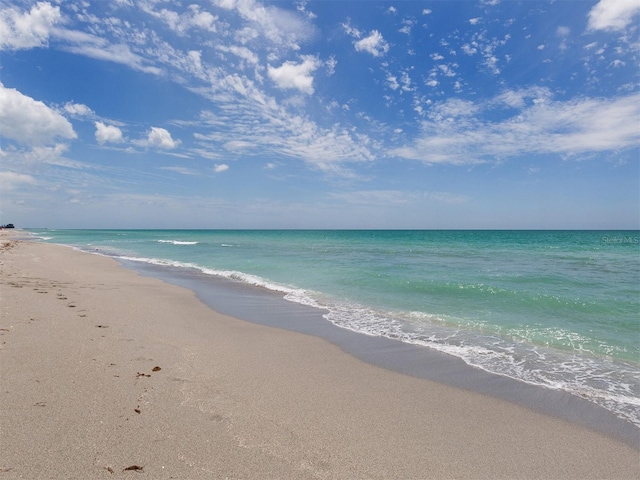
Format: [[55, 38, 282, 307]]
[[31, 229, 639, 428]]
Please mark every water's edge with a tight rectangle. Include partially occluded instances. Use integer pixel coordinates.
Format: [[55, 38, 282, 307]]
[[121, 258, 640, 449]]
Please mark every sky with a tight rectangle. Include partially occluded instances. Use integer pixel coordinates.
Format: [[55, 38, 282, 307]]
[[0, 0, 639, 229]]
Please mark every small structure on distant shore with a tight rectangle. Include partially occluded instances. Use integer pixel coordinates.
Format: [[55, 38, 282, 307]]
[[0, 224, 15, 229]]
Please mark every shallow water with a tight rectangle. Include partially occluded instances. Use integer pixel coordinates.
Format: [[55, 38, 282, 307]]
[[33, 229, 640, 428]]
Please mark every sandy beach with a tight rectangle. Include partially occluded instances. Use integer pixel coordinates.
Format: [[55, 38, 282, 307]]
[[1, 231, 638, 479]]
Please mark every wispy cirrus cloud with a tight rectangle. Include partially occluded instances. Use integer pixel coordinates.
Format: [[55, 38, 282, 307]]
[[49, 0, 370, 173], [390, 89, 640, 165], [212, 0, 316, 50], [51, 27, 162, 75], [330, 190, 470, 206], [0, 171, 37, 190]]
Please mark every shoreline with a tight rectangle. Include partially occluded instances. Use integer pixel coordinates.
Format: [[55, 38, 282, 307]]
[[125, 257, 640, 448], [1, 232, 639, 478]]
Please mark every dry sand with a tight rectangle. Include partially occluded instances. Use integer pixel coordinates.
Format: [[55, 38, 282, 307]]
[[1, 231, 638, 479]]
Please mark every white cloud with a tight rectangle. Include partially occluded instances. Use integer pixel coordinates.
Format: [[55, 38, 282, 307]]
[[438, 64, 457, 77], [194, 69, 376, 171], [461, 44, 477, 55], [354, 30, 389, 57], [326, 55, 337, 75], [295, 1, 317, 20], [588, 0, 640, 31], [214, 164, 229, 173], [53, 28, 162, 75], [422, 9, 432, 15], [469, 17, 482, 25], [146, 127, 180, 149], [386, 74, 400, 90], [161, 166, 197, 175], [53, 3, 372, 171], [64, 102, 94, 116], [212, 0, 314, 50], [0, 171, 37, 190], [0, 1, 61, 50], [268, 56, 320, 94], [0, 83, 76, 146], [390, 91, 640, 165], [218, 45, 260, 65], [187, 50, 203, 74], [341, 19, 361, 38], [141, 4, 218, 36], [95, 122, 124, 145]]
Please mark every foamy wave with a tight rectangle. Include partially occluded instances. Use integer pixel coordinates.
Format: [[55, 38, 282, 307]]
[[156, 240, 199, 245], [318, 301, 640, 428], [117, 255, 306, 299]]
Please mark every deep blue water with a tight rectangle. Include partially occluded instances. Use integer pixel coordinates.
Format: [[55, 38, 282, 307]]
[[31, 229, 640, 427]]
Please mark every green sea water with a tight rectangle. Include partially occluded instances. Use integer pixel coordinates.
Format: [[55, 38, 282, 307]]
[[32, 229, 640, 427]]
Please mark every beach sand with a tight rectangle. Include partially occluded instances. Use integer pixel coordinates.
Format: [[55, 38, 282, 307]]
[[1, 232, 638, 479]]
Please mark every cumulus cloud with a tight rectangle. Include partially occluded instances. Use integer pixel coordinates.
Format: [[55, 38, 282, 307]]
[[146, 127, 180, 149], [95, 122, 124, 145], [588, 0, 640, 31], [354, 30, 389, 57], [214, 163, 229, 173], [0, 83, 75, 145], [64, 102, 94, 116], [268, 56, 320, 94], [0, 1, 61, 50]]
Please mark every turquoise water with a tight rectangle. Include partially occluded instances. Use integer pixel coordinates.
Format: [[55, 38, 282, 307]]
[[31, 229, 640, 427]]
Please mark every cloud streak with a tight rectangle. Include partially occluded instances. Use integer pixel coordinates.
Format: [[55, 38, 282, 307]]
[[391, 90, 640, 164]]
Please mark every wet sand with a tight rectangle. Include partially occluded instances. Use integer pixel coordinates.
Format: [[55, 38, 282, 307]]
[[1, 232, 638, 479]]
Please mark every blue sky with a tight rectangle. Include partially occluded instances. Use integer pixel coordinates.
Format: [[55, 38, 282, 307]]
[[0, 0, 638, 229]]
